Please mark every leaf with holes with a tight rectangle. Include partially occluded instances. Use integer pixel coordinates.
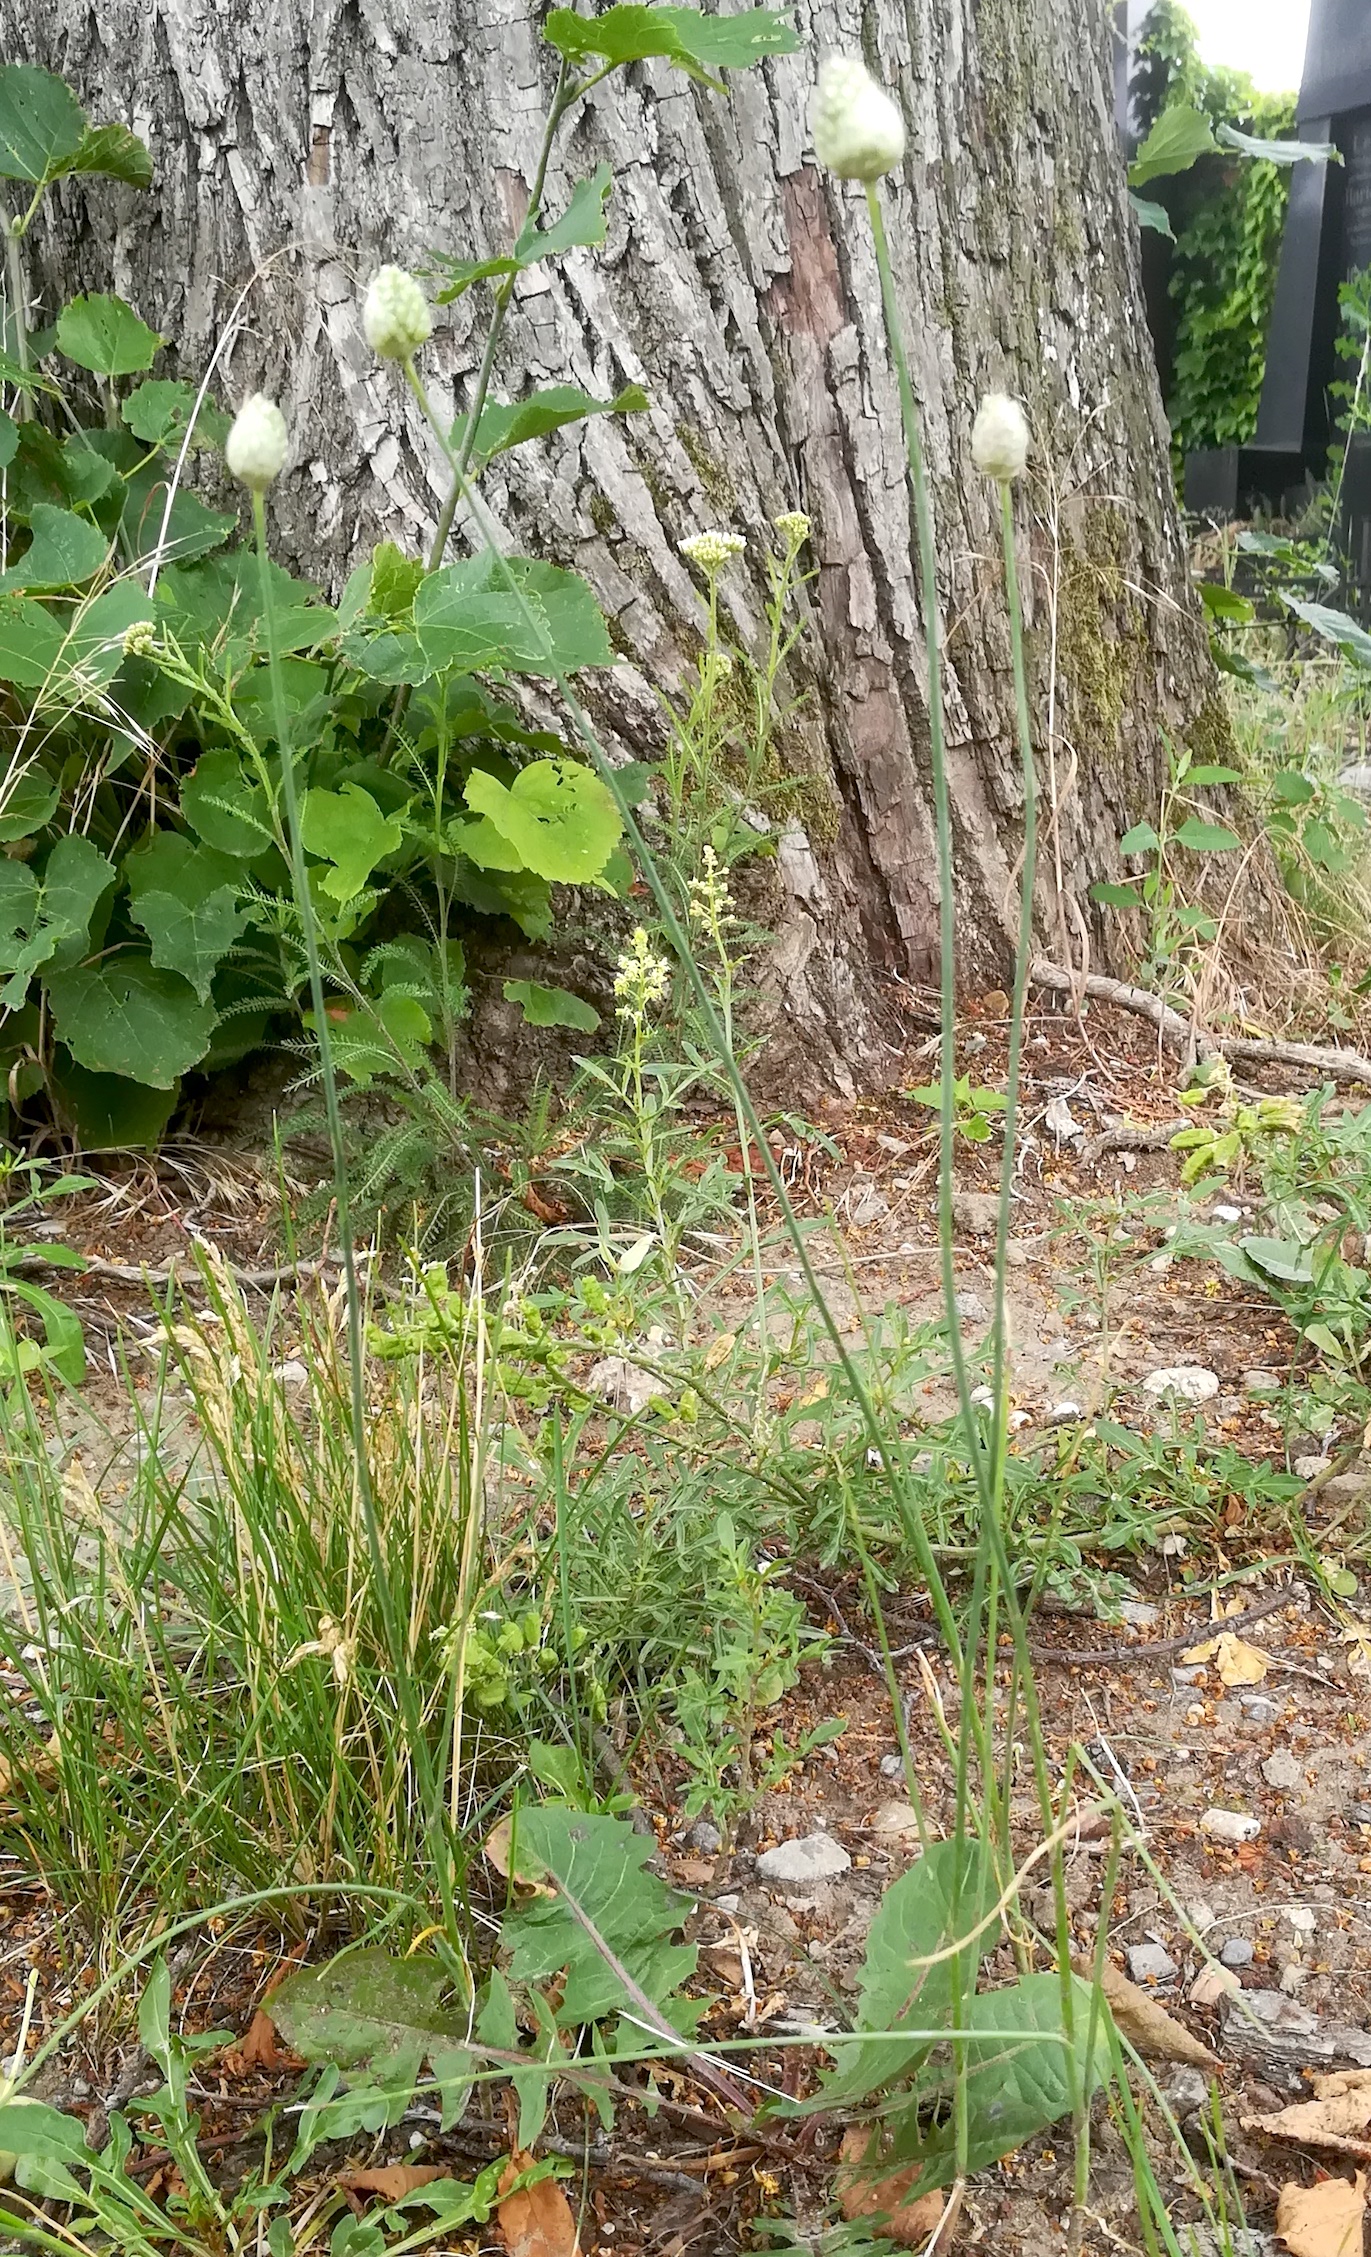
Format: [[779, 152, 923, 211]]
[[46, 956, 216, 1087], [55, 293, 162, 377], [268, 1952, 473, 2130], [543, 3, 800, 84], [503, 980, 601, 1033], [456, 383, 648, 467], [465, 759, 621, 884], [499, 1805, 698, 2030], [70, 120, 153, 188], [2, 505, 109, 592], [301, 783, 406, 904], [0, 65, 86, 183]]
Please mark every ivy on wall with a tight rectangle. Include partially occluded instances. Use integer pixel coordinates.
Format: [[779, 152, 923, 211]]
[[1135, 1, 1296, 455]]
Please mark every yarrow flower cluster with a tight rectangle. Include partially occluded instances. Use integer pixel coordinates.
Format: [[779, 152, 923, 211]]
[[810, 54, 905, 182], [224, 394, 288, 491], [121, 619, 160, 659], [680, 529, 745, 577], [363, 264, 433, 361], [971, 392, 1030, 484], [773, 509, 812, 551], [613, 926, 672, 1019]]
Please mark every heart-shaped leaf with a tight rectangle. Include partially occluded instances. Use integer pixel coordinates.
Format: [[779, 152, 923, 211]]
[[301, 782, 406, 902], [465, 758, 620, 884], [55, 293, 162, 377], [47, 955, 216, 1087]]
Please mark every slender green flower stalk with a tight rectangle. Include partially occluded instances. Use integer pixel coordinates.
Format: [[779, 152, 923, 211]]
[[225, 396, 460, 1938]]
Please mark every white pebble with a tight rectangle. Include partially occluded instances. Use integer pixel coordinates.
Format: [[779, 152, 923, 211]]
[[1200, 1808, 1261, 1843], [1143, 1365, 1220, 1405]]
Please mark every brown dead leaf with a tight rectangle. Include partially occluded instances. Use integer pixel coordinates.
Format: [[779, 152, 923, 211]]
[[674, 1857, 717, 1886], [704, 1331, 736, 1372], [1190, 1964, 1240, 2009], [239, 2008, 286, 2070], [1180, 1633, 1268, 1685], [496, 2152, 581, 2257], [1246, 2072, 1371, 2163], [1277, 2173, 1366, 2257], [0, 1728, 61, 1800], [836, 2128, 962, 2249], [1075, 1958, 1219, 2069], [484, 1819, 555, 1897], [337, 2165, 446, 2201]]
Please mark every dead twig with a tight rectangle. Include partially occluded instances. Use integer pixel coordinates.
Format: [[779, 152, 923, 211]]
[[1031, 960, 1371, 1090], [1032, 1587, 1291, 1671]]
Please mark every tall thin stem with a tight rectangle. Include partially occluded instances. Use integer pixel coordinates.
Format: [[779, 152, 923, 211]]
[[4, 218, 31, 424]]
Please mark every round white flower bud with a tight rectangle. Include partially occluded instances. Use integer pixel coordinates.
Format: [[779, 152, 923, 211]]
[[810, 54, 905, 183], [971, 392, 1030, 484], [225, 394, 288, 492], [363, 265, 433, 361]]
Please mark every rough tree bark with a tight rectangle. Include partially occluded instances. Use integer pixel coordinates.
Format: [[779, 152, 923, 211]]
[[0, 0, 1216, 1093]]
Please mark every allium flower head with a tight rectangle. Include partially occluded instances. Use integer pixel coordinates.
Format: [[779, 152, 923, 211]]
[[225, 394, 288, 491], [680, 529, 745, 577], [971, 393, 1030, 484], [363, 265, 433, 361], [774, 509, 812, 550], [810, 54, 905, 182]]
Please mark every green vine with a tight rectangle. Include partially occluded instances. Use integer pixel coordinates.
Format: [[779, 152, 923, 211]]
[[1136, 1, 1296, 455]]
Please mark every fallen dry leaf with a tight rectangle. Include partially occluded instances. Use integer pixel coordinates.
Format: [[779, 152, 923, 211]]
[[1246, 2071, 1371, 2163], [337, 2164, 446, 2201], [704, 1330, 736, 1372], [496, 2152, 581, 2257], [0, 1728, 61, 1800], [1277, 2173, 1366, 2257], [836, 2128, 963, 2249], [1077, 1958, 1219, 2069], [1180, 1632, 1269, 1686], [674, 1857, 717, 1886], [1341, 1623, 1371, 1679], [1190, 1964, 1240, 2009], [238, 2008, 286, 2070], [484, 1820, 554, 1896]]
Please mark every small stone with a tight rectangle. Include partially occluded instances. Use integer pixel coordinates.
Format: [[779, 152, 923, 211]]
[[1144, 1365, 1221, 1405], [1241, 1695, 1279, 1724], [273, 1358, 309, 1388], [1262, 1751, 1303, 1792], [952, 1191, 1000, 1236], [1244, 1370, 1282, 1395], [586, 1356, 669, 1417], [871, 1800, 922, 1839], [1049, 1400, 1085, 1424], [1127, 1942, 1178, 1984], [687, 1820, 722, 1855], [1191, 1965, 1240, 2007], [756, 1832, 851, 1887], [713, 1893, 741, 1914], [1347, 1801, 1371, 1828], [848, 1186, 889, 1228], [956, 1290, 990, 1324], [1285, 1907, 1317, 1936], [1279, 1962, 1308, 1996], [1324, 1472, 1371, 1508], [1005, 1240, 1030, 1268], [1188, 1901, 1216, 1932], [879, 1753, 905, 1779], [1119, 1600, 1161, 1629], [1293, 1454, 1332, 1481], [1200, 1808, 1262, 1843], [1212, 1204, 1243, 1225], [1220, 1938, 1255, 1969], [1172, 1665, 1206, 1687], [1164, 2065, 1212, 2114]]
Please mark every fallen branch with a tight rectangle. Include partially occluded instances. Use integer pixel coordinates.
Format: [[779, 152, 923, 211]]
[[1084, 1119, 1190, 1164], [1033, 1586, 1291, 1671], [1031, 959, 1371, 1090], [13, 1251, 341, 1294]]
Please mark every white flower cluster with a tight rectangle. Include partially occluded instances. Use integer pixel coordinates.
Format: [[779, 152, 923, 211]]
[[688, 844, 734, 931], [121, 618, 161, 659], [971, 393, 1030, 483], [773, 509, 812, 550], [810, 54, 905, 182], [613, 926, 672, 1018], [225, 394, 288, 491], [680, 529, 745, 577], [363, 265, 433, 361]]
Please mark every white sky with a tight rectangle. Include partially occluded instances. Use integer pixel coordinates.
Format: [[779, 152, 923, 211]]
[[1180, 0, 1312, 94]]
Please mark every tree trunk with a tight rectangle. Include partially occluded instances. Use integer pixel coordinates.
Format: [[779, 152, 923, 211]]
[[0, 0, 1216, 1094]]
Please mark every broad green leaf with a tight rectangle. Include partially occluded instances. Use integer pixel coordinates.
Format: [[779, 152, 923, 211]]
[[0, 600, 66, 694], [269, 1952, 473, 2131], [431, 252, 521, 306], [457, 382, 649, 466], [514, 164, 614, 264], [50, 1060, 177, 1152], [301, 782, 406, 902], [60, 582, 155, 691], [0, 66, 86, 184], [0, 411, 16, 470], [504, 979, 601, 1033], [122, 379, 228, 451], [0, 764, 60, 848], [891, 1973, 1109, 2195], [1198, 582, 1253, 624], [1285, 597, 1371, 671], [1118, 821, 1160, 855], [1172, 817, 1239, 853], [58, 436, 123, 505], [1240, 1234, 1315, 1283], [70, 120, 154, 189], [180, 749, 271, 858], [788, 1840, 1001, 2115], [130, 885, 245, 1002], [500, 1806, 698, 2028], [1184, 763, 1242, 784], [1272, 769, 1317, 805], [35, 834, 118, 968], [449, 815, 527, 872], [1129, 192, 1174, 239], [2, 504, 109, 591], [510, 559, 612, 670], [1090, 881, 1143, 910], [465, 757, 621, 883], [46, 955, 216, 1087], [543, 4, 800, 85], [448, 862, 553, 940], [477, 1971, 551, 2151], [369, 542, 426, 619], [338, 627, 432, 685], [55, 292, 162, 377], [1216, 122, 1339, 166], [1212, 642, 1278, 694], [122, 466, 236, 568], [414, 583, 554, 674], [1128, 102, 1218, 188]]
